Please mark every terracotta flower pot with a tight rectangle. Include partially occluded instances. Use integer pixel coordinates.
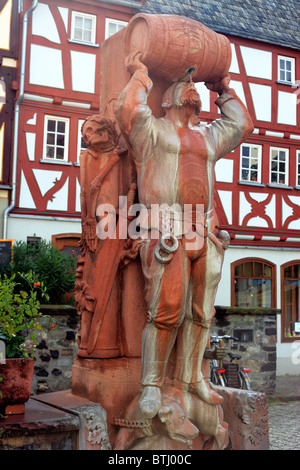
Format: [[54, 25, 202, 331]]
[[0, 358, 34, 415]]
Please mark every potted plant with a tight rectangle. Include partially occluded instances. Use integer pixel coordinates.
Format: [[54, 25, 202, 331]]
[[0, 271, 51, 415]]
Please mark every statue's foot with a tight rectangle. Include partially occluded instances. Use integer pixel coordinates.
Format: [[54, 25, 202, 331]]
[[139, 386, 162, 418], [189, 379, 223, 405]]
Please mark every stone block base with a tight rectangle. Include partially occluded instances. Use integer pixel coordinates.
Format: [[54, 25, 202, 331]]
[[0, 357, 269, 450], [71, 357, 269, 450], [211, 384, 269, 450], [72, 357, 141, 444], [0, 398, 80, 450]]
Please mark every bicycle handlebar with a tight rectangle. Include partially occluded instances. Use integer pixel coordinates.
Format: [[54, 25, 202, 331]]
[[210, 335, 238, 343]]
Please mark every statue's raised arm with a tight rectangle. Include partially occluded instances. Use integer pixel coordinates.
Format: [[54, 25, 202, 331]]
[[203, 74, 254, 160], [114, 52, 157, 164]]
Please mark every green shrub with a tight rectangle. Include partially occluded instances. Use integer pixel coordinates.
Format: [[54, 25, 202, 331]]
[[0, 271, 50, 358], [0, 240, 76, 305]]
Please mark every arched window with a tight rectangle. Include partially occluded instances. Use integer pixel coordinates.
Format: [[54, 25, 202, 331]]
[[281, 261, 300, 341], [231, 258, 276, 308]]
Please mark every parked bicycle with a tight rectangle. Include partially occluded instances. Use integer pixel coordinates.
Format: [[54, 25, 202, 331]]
[[205, 334, 251, 390]]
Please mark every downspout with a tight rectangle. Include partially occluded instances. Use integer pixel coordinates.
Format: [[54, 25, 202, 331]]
[[3, 0, 39, 239]]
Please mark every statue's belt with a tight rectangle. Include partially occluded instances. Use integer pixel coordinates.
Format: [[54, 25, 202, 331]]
[[132, 208, 223, 264], [135, 207, 216, 238]]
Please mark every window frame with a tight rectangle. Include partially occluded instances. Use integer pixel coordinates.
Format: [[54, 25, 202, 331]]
[[231, 258, 276, 308], [239, 143, 262, 184], [71, 11, 97, 45], [43, 115, 70, 163], [296, 150, 300, 187], [277, 55, 295, 85], [281, 261, 300, 343], [269, 146, 289, 186], [105, 18, 127, 39], [77, 119, 87, 163]]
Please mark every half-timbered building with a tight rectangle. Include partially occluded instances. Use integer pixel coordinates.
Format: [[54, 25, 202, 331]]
[[3, 0, 300, 374]]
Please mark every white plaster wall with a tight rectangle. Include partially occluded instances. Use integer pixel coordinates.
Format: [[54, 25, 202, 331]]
[[58, 7, 69, 33], [7, 216, 81, 243], [215, 159, 234, 183], [32, 3, 60, 44], [47, 177, 69, 211], [19, 170, 36, 209], [75, 178, 81, 213], [230, 80, 247, 106], [217, 190, 232, 224], [216, 246, 300, 375], [30, 44, 64, 89], [25, 132, 36, 161], [70, 51, 96, 93], [229, 43, 239, 74], [195, 81, 210, 112], [240, 46, 272, 80], [0, 0, 12, 50], [277, 91, 297, 126], [32, 169, 63, 197], [249, 83, 272, 122]]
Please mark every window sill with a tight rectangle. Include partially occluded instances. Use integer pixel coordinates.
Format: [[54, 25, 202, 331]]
[[73, 162, 80, 167], [40, 159, 72, 166], [294, 185, 300, 190], [267, 183, 293, 190], [276, 80, 299, 87], [238, 180, 265, 187], [68, 39, 99, 48], [281, 336, 300, 343]]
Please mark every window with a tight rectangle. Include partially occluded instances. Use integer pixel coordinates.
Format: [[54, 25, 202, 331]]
[[281, 262, 300, 341], [105, 19, 127, 39], [278, 56, 295, 84], [297, 151, 300, 186], [77, 119, 87, 162], [232, 259, 276, 308], [27, 236, 41, 247], [240, 144, 262, 183], [43, 116, 69, 161], [71, 12, 96, 44], [52, 233, 81, 258], [270, 147, 289, 185]]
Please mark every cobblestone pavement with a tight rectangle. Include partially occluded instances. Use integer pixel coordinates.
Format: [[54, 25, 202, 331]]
[[268, 375, 300, 450]]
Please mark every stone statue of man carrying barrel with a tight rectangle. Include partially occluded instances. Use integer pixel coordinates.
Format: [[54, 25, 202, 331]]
[[114, 50, 253, 419]]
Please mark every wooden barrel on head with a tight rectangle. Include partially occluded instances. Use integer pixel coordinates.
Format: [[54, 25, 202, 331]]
[[124, 13, 232, 83]]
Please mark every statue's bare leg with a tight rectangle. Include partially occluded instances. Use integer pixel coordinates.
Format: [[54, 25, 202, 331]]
[[139, 239, 190, 418], [174, 237, 224, 405]]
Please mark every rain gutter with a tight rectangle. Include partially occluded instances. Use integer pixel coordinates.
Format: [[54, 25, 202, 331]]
[[95, 0, 142, 9]]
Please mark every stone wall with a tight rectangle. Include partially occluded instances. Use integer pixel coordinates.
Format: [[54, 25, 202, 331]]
[[32, 305, 79, 394], [212, 306, 279, 396], [31, 305, 278, 396]]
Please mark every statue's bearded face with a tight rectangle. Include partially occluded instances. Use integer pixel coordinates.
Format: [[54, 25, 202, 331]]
[[162, 82, 202, 115], [177, 83, 202, 112]]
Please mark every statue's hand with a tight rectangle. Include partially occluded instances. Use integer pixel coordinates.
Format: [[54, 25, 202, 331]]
[[205, 73, 231, 95], [213, 346, 227, 361], [125, 51, 148, 76]]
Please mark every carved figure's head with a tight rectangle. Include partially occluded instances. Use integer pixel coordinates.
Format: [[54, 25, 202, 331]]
[[81, 115, 119, 152], [158, 399, 199, 446], [162, 81, 202, 115]]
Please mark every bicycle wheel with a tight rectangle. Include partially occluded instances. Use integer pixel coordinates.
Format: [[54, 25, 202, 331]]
[[218, 373, 226, 387], [210, 368, 219, 386], [211, 368, 226, 387], [239, 370, 251, 390]]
